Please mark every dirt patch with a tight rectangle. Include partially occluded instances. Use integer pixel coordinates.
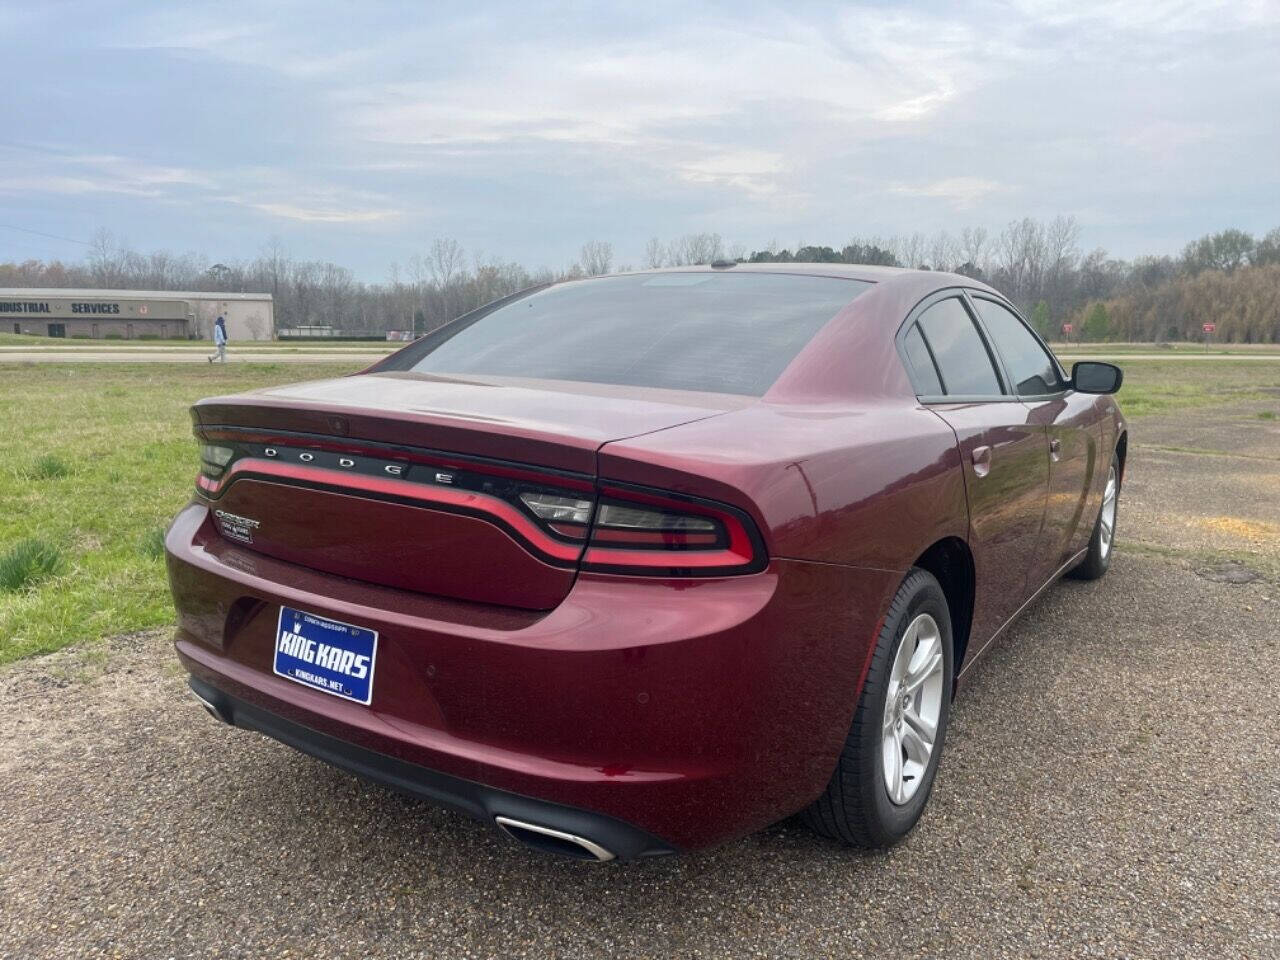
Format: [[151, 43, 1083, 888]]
[[1131, 398, 1280, 459], [1194, 515, 1279, 543], [1120, 401, 1280, 579], [1196, 562, 1264, 584]]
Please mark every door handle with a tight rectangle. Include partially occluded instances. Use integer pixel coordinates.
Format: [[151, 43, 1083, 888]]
[[1049, 438, 1062, 462], [971, 445, 992, 478]]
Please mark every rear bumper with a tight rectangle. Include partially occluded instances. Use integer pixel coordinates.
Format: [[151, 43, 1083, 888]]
[[167, 502, 899, 852], [187, 675, 673, 860]]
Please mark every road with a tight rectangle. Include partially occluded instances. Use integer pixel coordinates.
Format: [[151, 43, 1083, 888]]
[[1, 401, 1277, 959]]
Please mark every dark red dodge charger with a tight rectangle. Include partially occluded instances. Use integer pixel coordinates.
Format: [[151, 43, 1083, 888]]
[[167, 264, 1125, 860]]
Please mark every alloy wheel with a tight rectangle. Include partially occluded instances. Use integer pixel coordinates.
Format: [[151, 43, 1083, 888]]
[[1100, 465, 1118, 559], [882, 613, 945, 805]]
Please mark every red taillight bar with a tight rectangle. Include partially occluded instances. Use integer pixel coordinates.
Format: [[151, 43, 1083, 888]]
[[199, 458, 582, 564], [580, 485, 765, 577], [194, 432, 766, 578]]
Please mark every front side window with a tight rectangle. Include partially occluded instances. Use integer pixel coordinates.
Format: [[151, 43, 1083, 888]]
[[377, 272, 871, 397], [972, 298, 1064, 397], [915, 297, 1004, 397]]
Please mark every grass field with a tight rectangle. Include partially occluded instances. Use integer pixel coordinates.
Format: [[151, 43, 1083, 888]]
[[1, 356, 1278, 664], [0, 362, 359, 663], [1051, 341, 1280, 355], [0, 332, 396, 351], [1099, 358, 1280, 416]]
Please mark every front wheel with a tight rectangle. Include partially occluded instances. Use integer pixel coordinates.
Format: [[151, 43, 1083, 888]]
[[1068, 453, 1119, 581], [802, 567, 953, 847]]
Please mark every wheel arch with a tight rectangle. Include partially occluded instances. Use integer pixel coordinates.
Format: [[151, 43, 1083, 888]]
[[912, 537, 976, 683]]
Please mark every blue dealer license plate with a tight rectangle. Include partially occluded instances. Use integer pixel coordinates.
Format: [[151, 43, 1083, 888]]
[[273, 606, 378, 705]]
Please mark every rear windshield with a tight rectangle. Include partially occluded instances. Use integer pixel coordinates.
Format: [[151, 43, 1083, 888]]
[[378, 272, 870, 396]]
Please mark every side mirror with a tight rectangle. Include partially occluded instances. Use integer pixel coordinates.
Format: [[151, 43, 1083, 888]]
[[1071, 361, 1123, 394]]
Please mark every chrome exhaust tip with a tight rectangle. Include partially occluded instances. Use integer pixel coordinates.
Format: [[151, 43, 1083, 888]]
[[189, 688, 229, 724], [494, 815, 616, 862]]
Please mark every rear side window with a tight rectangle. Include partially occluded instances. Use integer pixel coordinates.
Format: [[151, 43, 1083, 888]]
[[902, 324, 943, 396], [972, 298, 1065, 396], [915, 298, 1004, 397], [381, 272, 870, 396]]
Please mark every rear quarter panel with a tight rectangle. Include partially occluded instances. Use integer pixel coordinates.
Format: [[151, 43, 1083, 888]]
[[598, 400, 968, 574]]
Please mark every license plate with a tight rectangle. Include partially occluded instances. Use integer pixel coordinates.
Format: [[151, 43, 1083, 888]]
[[273, 606, 378, 705]]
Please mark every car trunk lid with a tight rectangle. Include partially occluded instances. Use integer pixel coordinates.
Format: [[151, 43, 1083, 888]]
[[193, 372, 743, 609]]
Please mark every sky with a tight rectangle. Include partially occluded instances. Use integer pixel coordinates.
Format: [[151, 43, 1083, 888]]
[[1, 0, 1278, 279]]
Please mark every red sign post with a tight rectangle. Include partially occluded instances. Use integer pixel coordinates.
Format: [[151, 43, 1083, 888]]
[[1203, 322, 1215, 352], [1061, 322, 1073, 345]]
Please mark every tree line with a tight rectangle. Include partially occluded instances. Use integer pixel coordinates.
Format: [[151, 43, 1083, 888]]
[[739, 220, 1280, 342], [2, 221, 1278, 341]]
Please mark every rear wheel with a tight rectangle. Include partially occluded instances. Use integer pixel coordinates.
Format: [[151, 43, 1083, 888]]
[[1068, 453, 1119, 581], [803, 568, 953, 847]]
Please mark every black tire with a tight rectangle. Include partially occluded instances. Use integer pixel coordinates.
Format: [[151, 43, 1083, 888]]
[[1068, 451, 1120, 581], [802, 567, 954, 848]]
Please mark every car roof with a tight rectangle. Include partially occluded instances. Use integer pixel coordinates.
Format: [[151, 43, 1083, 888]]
[[618, 262, 991, 291]]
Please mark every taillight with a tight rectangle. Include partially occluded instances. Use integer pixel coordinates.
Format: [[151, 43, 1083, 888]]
[[198, 444, 233, 483], [192, 431, 766, 577], [519, 491, 593, 524], [580, 487, 765, 577]]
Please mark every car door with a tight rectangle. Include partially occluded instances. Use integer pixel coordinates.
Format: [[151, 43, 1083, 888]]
[[967, 294, 1100, 580], [898, 293, 1050, 647]]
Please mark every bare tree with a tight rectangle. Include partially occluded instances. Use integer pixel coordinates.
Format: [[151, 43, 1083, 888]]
[[994, 218, 1048, 307], [579, 239, 613, 276], [667, 232, 724, 266], [644, 236, 665, 269], [959, 226, 990, 270], [428, 238, 464, 287], [86, 229, 128, 287], [897, 233, 928, 270], [385, 261, 416, 332], [1040, 215, 1081, 317], [927, 231, 960, 272], [1044, 216, 1081, 274], [259, 235, 289, 316]]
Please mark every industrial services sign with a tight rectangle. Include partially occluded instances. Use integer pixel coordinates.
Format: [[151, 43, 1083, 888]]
[[0, 300, 53, 314], [0, 300, 123, 315]]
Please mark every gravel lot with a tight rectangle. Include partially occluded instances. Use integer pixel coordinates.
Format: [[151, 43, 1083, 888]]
[[2, 403, 1278, 959]]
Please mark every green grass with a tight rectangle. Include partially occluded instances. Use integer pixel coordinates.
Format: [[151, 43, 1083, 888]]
[[140, 526, 167, 560], [0, 332, 397, 350], [1051, 341, 1280, 355], [25, 453, 71, 479], [0, 539, 65, 592], [1109, 358, 1280, 418], [0, 361, 361, 663], [1259, 411, 1277, 420], [0, 332, 204, 347]]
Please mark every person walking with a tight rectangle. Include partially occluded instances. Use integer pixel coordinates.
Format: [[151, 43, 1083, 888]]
[[207, 315, 228, 363]]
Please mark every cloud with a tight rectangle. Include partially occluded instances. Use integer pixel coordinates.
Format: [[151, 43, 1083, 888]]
[[676, 151, 786, 198], [343, 7, 1002, 202], [238, 201, 398, 224], [0, 175, 157, 197], [0, 1, 1277, 273], [0, 151, 212, 198], [891, 178, 1006, 211]]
